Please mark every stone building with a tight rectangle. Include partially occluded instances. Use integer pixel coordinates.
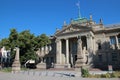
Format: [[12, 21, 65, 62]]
[[41, 15, 120, 70]]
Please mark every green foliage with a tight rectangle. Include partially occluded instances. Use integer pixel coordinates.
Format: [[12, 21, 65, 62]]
[[35, 34, 51, 48], [0, 28, 51, 65], [100, 73, 111, 78], [110, 73, 116, 78], [0, 68, 12, 72], [0, 38, 10, 49], [87, 71, 120, 78], [9, 28, 18, 48], [81, 68, 89, 77]]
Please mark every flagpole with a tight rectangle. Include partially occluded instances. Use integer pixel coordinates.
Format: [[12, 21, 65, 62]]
[[76, 1, 81, 19]]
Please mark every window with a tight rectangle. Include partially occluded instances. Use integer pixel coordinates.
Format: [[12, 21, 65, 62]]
[[98, 43, 101, 50], [51, 57, 54, 63], [98, 55, 102, 61], [96, 40, 101, 50], [118, 35, 120, 43], [112, 53, 117, 61], [118, 38, 120, 43], [110, 36, 116, 45]]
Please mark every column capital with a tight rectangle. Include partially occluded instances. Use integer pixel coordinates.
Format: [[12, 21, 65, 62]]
[[55, 39, 61, 43], [65, 38, 69, 40], [86, 33, 92, 38]]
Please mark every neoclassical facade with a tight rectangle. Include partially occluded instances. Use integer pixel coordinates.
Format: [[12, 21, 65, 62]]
[[42, 16, 120, 70]]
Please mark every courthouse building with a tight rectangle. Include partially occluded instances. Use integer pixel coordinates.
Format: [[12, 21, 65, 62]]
[[40, 15, 120, 70]]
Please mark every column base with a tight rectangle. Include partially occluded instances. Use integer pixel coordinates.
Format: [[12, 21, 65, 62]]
[[36, 63, 46, 69], [75, 68, 82, 77], [54, 63, 71, 69], [12, 60, 21, 72]]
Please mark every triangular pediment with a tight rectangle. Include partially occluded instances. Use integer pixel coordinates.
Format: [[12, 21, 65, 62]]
[[55, 24, 92, 35]]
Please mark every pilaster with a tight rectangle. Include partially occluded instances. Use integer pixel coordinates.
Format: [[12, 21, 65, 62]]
[[86, 33, 93, 50], [115, 35, 119, 49]]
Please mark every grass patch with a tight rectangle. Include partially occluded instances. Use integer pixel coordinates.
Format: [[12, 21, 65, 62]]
[[81, 68, 120, 78], [0, 67, 29, 73], [87, 72, 120, 78], [0, 67, 12, 72]]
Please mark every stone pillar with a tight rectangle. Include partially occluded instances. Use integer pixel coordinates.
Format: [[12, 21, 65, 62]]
[[115, 35, 119, 49], [55, 39, 64, 68], [65, 38, 70, 68], [93, 37, 95, 52], [12, 47, 21, 72], [56, 39, 62, 64], [86, 33, 94, 67], [41, 47, 44, 63], [87, 34, 93, 50], [66, 39, 69, 64]]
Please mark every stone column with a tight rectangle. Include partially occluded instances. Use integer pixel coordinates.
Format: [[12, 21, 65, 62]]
[[86, 33, 94, 67], [56, 39, 62, 64], [92, 37, 96, 56], [54, 39, 70, 68], [66, 38, 69, 64], [115, 35, 119, 49], [65, 38, 70, 68]]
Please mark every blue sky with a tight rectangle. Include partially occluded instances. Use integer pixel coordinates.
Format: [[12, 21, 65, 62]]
[[0, 0, 120, 39]]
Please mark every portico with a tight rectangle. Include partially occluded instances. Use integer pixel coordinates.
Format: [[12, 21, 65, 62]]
[[54, 31, 94, 68]]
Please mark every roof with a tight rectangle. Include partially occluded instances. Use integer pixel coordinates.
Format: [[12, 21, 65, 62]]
[[71, 18, 88, 24]]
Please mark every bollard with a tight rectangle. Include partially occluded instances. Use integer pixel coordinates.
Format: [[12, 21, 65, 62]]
[[33, 71, 35, 76], [39, 72, 41, 76], [22, 71, 24, 74], [61, 74, 63, 77], [27, 71, 29, 75], [45, 72, 48, 76], [53, 72, 55, 77], [69, 73, 70, 77]]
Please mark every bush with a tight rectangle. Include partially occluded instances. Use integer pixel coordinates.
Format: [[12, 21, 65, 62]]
[[100, 73, 110, 78], [110, 73, 116, 78], [81, 68, 89, 77], [87, 71, 120, 78]]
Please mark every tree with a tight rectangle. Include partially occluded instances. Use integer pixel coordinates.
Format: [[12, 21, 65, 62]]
[[9, 28, 19, 48], [0, 28, 51, 66], [18, 30, 37, 64], [0, 38, 10, 49], [35, 34, 51, 48]]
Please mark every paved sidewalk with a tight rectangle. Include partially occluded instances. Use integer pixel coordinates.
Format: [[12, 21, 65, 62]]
[[0, 71, 119, 80]]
